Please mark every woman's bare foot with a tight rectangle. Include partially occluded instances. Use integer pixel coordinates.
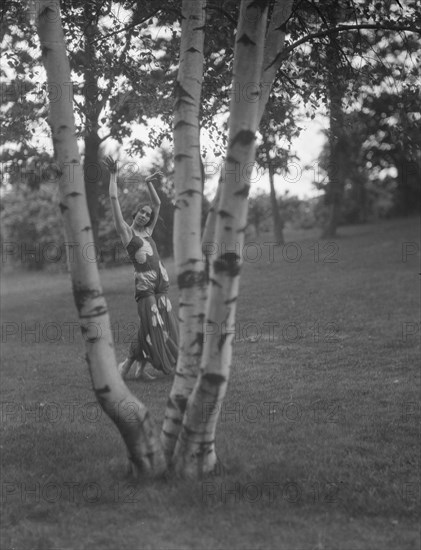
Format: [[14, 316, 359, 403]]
[[117, 358, 133, 377], [133, 361, 157, 381]]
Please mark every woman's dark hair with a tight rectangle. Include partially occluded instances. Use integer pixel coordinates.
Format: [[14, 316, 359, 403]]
[[132, 204, 156, 227]]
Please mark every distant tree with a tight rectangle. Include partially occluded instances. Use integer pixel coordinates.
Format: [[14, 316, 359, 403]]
[[1, 181, 64, 270], [248, 193, 271, 238], [315, 88, 420, 223]]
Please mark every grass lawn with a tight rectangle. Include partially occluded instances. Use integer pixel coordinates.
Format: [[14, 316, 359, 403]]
[[1, 217, 419, 550]]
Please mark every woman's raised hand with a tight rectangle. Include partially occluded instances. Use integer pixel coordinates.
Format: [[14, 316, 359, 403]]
[[145, 170, 163, 183], [103, 156, 118, 174]]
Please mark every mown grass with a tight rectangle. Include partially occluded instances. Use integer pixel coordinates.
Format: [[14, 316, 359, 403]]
[[1, 217, 419, 550]]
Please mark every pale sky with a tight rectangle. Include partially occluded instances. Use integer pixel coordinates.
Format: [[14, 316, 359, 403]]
[[102, 115, 328, 201]]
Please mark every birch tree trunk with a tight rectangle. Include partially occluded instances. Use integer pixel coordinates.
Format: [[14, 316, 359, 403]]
[[36, 0, 165, 478], [83, 9, 101, 247], [202, 0, 293, 266], [172, 0, 270, 478], [160, 0, 207, 461]]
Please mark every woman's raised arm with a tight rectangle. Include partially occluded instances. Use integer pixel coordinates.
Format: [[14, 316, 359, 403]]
[[104, 156, 131, 246], [145, 170, 163, 234]]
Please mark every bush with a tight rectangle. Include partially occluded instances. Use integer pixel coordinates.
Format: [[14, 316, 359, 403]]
[[1, 183, 66, 270]]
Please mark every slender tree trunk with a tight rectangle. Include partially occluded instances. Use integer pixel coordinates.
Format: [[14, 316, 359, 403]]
[[321, 3, 346, 239], [173, 0, 271, 478], [83, 14, 101, 246], [36, 0, 165, 478], [202, 0, 292, 263], [268, 159, 284, 244], [257, 0, 294, 123], [161, 0, 207, 461]]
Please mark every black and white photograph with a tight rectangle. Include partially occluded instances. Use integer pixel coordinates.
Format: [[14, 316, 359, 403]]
[[1, 1, 419, 548]]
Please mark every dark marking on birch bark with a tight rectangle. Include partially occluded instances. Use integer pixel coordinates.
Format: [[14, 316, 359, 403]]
[[174, 82, 195, 100], [190, 332, 204, 349], [41, 46, 52, 58], [234, 185, 250, 197], [209, 278, 222, 288], [248, 0, 270, 12], [224, 226, 232, 231], [179, 302, 193, 308], [59, 202, 68, 214], [72, 284, 103, 311], [79, 306, 108, 319], [202, 372, 226, 386], [95, 385, 111, 394], [82, 226, 91, 232], [225, 296, 237, 305], [178, 270, 207, 289], [181, 258, 203, 266], [174, 153, 192, 161], [197, 440, 215, 454], [166, 398, 176, 410], [39, 5, 55, 18], [58, 125, 68, 131], [175, 199, 189, 208], [179, 189, 202, 197], [193, 25, 205, 31], [174, 395, 188, 414], [183, 425, 201, 437], [225, 155, 240, 165], [66, 192, 82, 198], [218, 332, 229, 351], [162, 429, 178, 439], [186, 47, 200, 53], [230, 130, 255, 148], [218, 210, 233, 219], [213, 253, 241, 277], [174, 120, 196, 130], [236, 33, 256, 47], [236, 225, 247, 233]]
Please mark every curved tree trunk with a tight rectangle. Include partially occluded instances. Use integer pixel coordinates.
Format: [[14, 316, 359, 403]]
[[36, 0, 165, 478]]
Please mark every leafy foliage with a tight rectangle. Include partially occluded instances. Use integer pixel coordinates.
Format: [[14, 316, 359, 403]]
[[0, 182, 65, 270]]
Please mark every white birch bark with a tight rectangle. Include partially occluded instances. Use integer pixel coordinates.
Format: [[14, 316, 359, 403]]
[[160, 0, 207, 461], [258, 0, 294, 122], [173, 0, 270, 477], [202, 0, 293, 268], [36, 0, 165, 477]]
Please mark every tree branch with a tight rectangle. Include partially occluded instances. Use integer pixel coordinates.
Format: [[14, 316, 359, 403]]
[[91, 7, 163, 44], [269, 22, 421, 69]]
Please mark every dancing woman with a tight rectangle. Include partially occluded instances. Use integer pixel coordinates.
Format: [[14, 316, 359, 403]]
[[104, 156, 178, 379]]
